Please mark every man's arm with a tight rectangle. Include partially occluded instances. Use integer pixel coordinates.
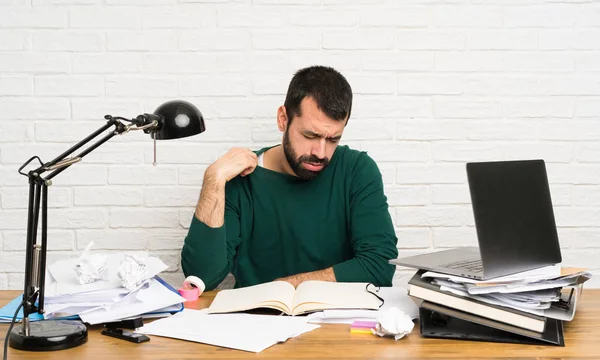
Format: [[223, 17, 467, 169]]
[[331, 152, 398, 286], [195, 170, 226, 227], [181, 148, 257, 290], [194, 148, 258, 227], [276, 267, 336, 288]]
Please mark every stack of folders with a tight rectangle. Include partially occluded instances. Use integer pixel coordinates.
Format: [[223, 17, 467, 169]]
[[407, 267, 591, 346]]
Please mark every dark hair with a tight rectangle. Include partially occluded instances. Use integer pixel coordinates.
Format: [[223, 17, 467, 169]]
[[284, 65, 353, 124]]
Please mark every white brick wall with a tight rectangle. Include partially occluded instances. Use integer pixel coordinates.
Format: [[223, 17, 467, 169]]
[[1, 1, 599, 291]]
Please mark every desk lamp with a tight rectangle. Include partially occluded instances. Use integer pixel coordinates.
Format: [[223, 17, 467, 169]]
[[6, 100, 205, 352]]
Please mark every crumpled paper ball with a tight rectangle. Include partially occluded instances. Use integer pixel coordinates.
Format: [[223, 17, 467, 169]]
[[118, 254, 149, 291], [371, 307, 415, 341], [75, 242, 108, 285]]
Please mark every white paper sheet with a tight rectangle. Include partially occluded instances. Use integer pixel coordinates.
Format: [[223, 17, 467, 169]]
[[79, 278, 185, 325], [433, 279, 560, 303], [436, 283, 583, 321], [422, 264, 562, 285], [440, 286, 552, 310], [138, 309, 320, 353], [464, 273, 591, 295], [44, 287, 130, 303]]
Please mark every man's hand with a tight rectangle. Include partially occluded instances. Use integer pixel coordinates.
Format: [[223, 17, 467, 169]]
[[275, 267, 336, 288], [276, 275, 302, 288], [195, 148, 258, 227], [206, 147, 258, 184]]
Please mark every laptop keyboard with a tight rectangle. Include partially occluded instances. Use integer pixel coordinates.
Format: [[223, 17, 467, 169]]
[[441, 259, 484, 273]]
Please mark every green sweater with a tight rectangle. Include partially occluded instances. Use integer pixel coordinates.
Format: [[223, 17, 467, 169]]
[[181, 145, 398, 290]]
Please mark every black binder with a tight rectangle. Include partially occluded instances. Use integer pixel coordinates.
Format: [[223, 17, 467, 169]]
[[419, 301, 565, 346]]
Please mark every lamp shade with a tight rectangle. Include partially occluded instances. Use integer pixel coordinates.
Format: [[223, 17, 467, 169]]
[[153, 100, 205, 140]]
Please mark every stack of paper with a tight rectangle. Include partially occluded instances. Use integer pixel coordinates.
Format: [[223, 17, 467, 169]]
[[0, 252, 186, 325], [137, 309, 320, 353], [421, 266, 591, 321]]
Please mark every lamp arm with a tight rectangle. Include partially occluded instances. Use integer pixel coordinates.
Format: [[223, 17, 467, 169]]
[[18, 116, 149, 326], [45, 119, 158, 181], [44, 128, 119, 181]]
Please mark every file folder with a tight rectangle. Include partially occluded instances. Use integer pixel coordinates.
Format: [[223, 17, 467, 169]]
[[419, 301, 565, 346]]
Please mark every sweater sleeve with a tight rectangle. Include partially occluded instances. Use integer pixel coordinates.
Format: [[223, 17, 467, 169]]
[[181, 179, 243, 291], [332, 153, 398, 286]]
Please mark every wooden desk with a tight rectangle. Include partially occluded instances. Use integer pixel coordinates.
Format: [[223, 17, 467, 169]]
[[1, 289, 599, 359]]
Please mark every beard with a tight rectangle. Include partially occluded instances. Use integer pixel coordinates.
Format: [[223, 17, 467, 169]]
[[282, 128, 330, 181]]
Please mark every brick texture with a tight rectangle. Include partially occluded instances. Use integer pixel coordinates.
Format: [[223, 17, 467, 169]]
[[1, 1, 599, 289]]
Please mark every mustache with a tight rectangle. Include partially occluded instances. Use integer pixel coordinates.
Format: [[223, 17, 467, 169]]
[[299, 155, 329, 166]]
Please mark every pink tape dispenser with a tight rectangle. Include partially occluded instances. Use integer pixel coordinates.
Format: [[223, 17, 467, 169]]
[[178, 275, 205, 301]]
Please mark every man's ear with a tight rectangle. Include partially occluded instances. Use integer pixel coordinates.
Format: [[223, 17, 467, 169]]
[[277, 105, 288, 132]]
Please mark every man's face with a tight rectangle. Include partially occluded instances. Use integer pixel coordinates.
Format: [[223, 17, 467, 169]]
[[282, 97, 346, 181]]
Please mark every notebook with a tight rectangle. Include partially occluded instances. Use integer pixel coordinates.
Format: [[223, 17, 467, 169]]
[[207, 280, 382, 316]]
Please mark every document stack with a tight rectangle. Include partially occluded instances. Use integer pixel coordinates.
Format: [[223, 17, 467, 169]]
[[406, 265, 591, 346], [0, 250, 186, 325]]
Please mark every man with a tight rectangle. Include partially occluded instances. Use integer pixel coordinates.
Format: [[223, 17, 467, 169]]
[[181, 65, 398, 290]]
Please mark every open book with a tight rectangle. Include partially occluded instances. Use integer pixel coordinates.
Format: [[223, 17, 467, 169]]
[[207, 281, 382, 316]]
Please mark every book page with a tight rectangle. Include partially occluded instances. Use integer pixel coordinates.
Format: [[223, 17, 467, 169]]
[[207, 281, 296, 315], [291, 281, 381, 315]]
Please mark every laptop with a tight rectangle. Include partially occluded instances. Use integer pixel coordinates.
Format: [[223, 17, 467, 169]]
[[391, 159, 562, 280]]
